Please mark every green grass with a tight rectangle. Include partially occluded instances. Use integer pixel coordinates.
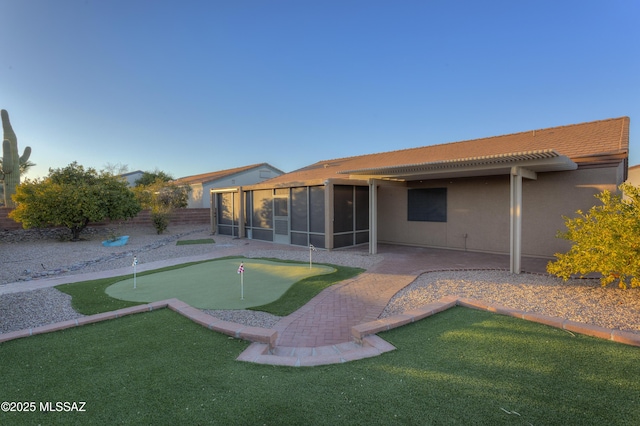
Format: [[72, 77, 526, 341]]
[[56, 257, 363, 316], [176, 238, 215, 245], [1, 307, 638, 425]]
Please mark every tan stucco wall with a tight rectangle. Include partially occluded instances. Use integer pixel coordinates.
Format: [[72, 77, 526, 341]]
[[377, 166, 622, 258], [627, 165, 640, 186], [187, 183, 204, 208]]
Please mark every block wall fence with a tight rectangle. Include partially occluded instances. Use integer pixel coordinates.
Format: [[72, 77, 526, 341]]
[[0, 208, 210, 231]]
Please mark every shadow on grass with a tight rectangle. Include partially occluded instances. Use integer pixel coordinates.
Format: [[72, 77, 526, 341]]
[[1, 307, 638, 425]]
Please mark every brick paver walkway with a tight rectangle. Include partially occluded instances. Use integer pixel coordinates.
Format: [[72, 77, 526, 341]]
[[273, 244, 550, 348]]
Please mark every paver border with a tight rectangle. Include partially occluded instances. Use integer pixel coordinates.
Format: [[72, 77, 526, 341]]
[[2, 296, 638, 367], [0, 298, 278, 349]]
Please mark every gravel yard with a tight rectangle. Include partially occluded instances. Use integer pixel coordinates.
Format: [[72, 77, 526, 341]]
[[2, 224, 639, 336]]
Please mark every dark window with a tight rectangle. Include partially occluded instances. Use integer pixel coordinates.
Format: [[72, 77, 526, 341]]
[[291, 187, 308, 232], [252, 190, 272, 229], [333, 233, 353, 248], [252, 228, 273, 241], [274, 197, 288, 217], [244, 192, 252, 227], [309, 186, 325, 233], [334, 185, 354, 233], [355, 186, 369, 231], [408, 188, 447, 222], [217, 193, 234, 225], [309, 233, 325, 249], [290, 232, 308, 246]]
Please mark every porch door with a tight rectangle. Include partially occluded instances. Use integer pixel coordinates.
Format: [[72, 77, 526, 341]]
[[273, 191, 290, 244]]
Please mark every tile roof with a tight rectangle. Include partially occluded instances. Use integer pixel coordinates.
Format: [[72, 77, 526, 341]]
[[262, 117, 629, 186], [173, 163, 280, 185]]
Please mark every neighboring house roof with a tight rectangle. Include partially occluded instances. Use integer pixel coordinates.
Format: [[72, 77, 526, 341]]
[[260, 117, 629, 187], [121, 170, 144, 177], [173, 163, 283, 186], [119, 170, 144, 186]]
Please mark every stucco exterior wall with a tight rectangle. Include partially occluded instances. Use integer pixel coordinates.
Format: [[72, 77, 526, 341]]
[[189, 167, 281, 208], [521, 166, 621, 257], [627, 165, 640, 186], [187, 183, 205, 208], [377, 166, 622, 258], [377, 176, 510, 253]]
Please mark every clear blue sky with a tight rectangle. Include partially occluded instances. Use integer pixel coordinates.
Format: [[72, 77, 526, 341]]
[[2, 0, 638, 180]]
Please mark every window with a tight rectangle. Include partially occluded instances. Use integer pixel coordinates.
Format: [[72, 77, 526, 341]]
[[408, 188, 447, 222]]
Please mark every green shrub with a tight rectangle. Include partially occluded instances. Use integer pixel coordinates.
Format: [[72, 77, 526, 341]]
[[547, 182, 640, 288], [151, 210, 170, 234]]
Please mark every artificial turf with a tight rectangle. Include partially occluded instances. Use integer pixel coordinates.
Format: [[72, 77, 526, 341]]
[[106, 258, 335, 309], [1, 307, 638, 425], [176, 238, 215, 245], [56, 257, 363, 316]]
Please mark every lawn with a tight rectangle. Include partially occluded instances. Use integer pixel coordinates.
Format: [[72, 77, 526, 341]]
[[1, 307, 638, 425]]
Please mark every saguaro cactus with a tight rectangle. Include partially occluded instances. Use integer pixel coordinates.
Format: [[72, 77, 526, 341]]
[[2, 109, 31, 207]]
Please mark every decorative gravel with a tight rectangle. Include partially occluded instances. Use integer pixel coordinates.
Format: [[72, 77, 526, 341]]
[[381, 270, 640, 335], [0, 287, 84, 333], [202, 309, 282, 329]]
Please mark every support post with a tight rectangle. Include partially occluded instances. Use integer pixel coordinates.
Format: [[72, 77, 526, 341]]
[[210, 190, 216, 234], [510, 170, 522, 274], [510, 166, 537, 274], [369, 179, 378, 255], [238, 187, 245, 238]]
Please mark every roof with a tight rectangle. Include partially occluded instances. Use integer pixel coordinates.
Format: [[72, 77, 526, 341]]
[[173, 163, 283, 185], [120, 170, 144, 177], [260, 117, 629, 186]]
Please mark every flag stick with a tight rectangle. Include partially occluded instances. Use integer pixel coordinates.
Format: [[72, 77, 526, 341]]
[[237, 262, 245, 300], [309, 244, 316, 269], [132, 256, 138, 289]]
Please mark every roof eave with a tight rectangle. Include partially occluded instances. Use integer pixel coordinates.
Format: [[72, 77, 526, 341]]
[[340, 150, 578, 181]]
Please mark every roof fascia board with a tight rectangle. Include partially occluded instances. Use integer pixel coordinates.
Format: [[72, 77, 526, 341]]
[[209, 186, 241, 194], [345, 154, 576, 182]]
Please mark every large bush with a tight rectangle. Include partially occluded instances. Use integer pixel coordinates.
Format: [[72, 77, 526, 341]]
[[10, 162, 141, 240], [546, 182, 640, 289], [132, 177, 190, 234]]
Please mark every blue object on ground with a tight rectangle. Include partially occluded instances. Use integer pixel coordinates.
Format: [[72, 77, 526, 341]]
[[102, 235, 129, 247]]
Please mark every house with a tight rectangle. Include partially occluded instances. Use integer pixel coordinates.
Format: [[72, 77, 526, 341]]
[[210, 117, 630, 273], [627, 164, 640, 186], [173, 163, 284, 208], [120, 170, 144, 187]]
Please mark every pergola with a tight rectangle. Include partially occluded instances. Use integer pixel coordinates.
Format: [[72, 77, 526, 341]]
[[340, 149, 577, 273]]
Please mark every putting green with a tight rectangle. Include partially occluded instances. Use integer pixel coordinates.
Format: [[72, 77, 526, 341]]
[[106, 258, 335, 309]]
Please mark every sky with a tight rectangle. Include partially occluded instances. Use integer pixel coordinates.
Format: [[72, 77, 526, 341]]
[[1, 0, 639, 181]]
